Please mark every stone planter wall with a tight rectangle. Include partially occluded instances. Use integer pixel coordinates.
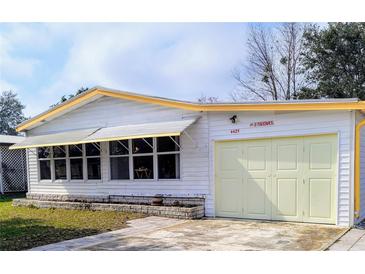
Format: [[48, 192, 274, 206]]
[[13, 199, 205, 219], [26, 193, 205, 207]]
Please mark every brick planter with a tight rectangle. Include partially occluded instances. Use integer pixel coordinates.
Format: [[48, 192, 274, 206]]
[[12, 199, 205, 219]]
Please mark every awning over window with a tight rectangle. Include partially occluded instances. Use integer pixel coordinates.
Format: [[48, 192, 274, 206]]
[[82, 118, 198, 143], [9, 118, 199, 150], [9, 128, 100, 149]]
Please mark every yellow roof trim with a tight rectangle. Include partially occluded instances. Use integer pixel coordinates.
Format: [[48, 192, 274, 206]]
[[16, 87, 365, 132], [17, 90, 100, 132]]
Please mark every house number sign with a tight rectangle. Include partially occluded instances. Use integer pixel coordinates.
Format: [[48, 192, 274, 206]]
[[230, 129, 240, 134]]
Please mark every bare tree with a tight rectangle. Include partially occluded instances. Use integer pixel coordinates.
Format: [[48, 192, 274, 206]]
[[232, 23, 305, 101], [197, 94, 219, 104]]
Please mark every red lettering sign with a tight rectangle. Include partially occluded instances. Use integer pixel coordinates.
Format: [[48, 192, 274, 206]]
[[249, 120, 274, 127]]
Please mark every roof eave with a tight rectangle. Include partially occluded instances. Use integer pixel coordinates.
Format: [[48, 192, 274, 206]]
[[16, 86, 365, 132]]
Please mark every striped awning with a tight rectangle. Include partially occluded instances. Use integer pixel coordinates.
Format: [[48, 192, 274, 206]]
[[9, 118, 198, 149]]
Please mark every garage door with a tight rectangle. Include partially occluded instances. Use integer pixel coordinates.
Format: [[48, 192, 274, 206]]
[[215, 134, 337, 224]]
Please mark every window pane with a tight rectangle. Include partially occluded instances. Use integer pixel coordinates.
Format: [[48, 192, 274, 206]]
[[39, 160, 51, 180], [70, 158, 83, 180], [54, 159, 67, 180], [110, 157, 129, 180], [69, 144, 83, 157], [86, 143, 100, 156], [38, 147, 51, 159], [110, 140, 129, 155], [53, 146, 66, 158], [132, 138, 153, 154], [158, 154, 180, 179], [133, 156, 153, 179], [157, 136, 180, 152], [87, 158, 101, 179]]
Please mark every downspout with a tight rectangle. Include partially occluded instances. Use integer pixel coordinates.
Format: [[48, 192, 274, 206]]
[[354, 118, 365, 220]]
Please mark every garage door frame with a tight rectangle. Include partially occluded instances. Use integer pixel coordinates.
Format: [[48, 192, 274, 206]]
[[214, 132, 340, 225]]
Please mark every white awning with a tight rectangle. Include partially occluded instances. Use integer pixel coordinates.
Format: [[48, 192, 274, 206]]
[[9, 128, 99, 149], [82, 118, 198, 143], [9, 118, 199, 150], [0, 134, 25, 144]]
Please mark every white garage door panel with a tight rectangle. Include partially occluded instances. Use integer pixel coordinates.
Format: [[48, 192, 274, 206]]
[[302, 135, 337, 223], [243, 140, 271, 219], [271, 138, 303, 221], [308, 178, 332, 218], [218, 179, 242, 215], [275, 178, 298, 217], [215, 134, 337, 224], [216, 143, 243, 217]]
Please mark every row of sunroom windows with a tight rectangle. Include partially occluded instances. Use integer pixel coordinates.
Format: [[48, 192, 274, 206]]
[[37, 136, 180, 181]]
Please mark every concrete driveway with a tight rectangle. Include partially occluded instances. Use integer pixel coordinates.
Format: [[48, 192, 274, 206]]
[[31, 216, 347, 251]]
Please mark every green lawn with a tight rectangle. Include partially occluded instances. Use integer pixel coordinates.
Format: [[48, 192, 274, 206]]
[[0, 194, 144, 251]]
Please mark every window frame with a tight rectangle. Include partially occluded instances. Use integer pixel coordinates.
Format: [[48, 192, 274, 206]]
[[108, 136, 181, 182], [156, 136, 181, 180], [68, 144, 85, 182], [53, 146, 67, 182], [85, 143, 102, 181], [37, 143, 102, 183], [109, 139, 131, 181], [37, 146, 53, 182]]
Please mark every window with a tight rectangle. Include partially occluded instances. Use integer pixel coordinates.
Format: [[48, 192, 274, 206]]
[[157, 136, 180, 179], [39, 159, 51, 180], [69, 144, 83, 180], [158, 154, 180, 179], [70, 158, 83, 180], [110, 140, 129, 180], [133, 155, 154, 179], [86, 143, 101, 180], [54, 146, 67, 180], [132, 138, 153, 154], [109, 136, 180, 181], [37, 143, 100, 182], [38, 147, 51, 180], [132, 138, 154, 180]]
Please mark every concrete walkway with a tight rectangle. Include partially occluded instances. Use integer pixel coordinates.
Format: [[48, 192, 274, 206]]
[[30, 217, 186, 251], [30, 217, 346, 251], [328, 229, 365, 251]]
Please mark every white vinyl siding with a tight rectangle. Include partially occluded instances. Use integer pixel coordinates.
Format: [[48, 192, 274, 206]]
[[26, 96, 210, 206], [208, 110, 355, 227]]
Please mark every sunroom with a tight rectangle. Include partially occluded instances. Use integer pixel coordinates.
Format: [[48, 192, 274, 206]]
[[10, 118, 198, 183]]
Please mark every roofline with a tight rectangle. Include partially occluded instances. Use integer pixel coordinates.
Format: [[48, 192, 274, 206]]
[[16, 86, 365, 132]]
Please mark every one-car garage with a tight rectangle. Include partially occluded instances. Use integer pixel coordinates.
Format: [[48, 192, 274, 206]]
[[215, 134, 337, 224]]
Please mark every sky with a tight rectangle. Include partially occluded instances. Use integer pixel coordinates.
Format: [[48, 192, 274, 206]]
[[0, 23, 252, 117]]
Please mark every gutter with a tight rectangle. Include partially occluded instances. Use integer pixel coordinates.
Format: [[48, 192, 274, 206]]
[[354, 119, 365, 220]]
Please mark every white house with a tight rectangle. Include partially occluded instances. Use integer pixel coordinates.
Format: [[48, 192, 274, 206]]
[[10, 86, 365, 227]]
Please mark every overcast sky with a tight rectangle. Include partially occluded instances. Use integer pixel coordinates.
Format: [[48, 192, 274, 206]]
[[0, 23, 253, 116]]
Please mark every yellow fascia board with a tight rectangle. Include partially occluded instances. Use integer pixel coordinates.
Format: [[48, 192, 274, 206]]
[[16, 90, 100, 132], [16, 87, 365, 132], [99, 89, 365, 112]]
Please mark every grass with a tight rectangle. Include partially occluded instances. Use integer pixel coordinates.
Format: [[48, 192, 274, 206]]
[[0, 194, 144, 251]]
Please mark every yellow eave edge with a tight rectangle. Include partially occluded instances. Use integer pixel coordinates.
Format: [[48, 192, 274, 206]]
[[16, 87, 365, 132]]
